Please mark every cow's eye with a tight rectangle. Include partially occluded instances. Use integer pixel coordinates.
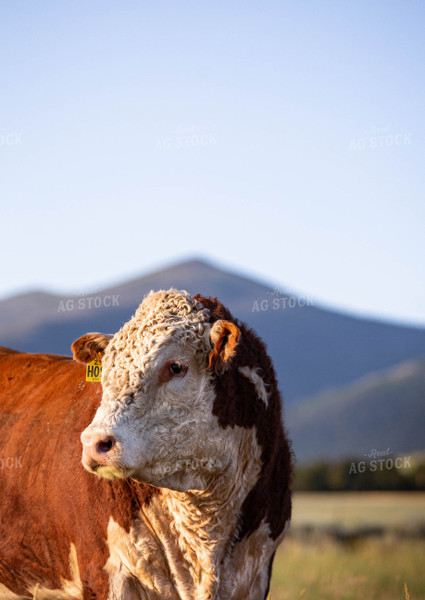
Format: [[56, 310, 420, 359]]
[[169, 362, 187, 376]]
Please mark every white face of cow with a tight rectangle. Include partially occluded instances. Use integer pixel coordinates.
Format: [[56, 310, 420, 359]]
[[73, 290, 240, 492]]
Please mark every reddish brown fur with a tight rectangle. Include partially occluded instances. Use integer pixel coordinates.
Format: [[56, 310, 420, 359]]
[[0, 295, 293, 599], [71, 334, 111, 364], [207, 320, 241, 373], [0, 347, 159, 599]]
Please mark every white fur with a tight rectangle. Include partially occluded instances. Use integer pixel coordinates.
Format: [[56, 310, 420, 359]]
[[104, 427, 264, 600], [238, 366, 270, 407], [82, 290, 220, 491], [80, 289, 285, 599]]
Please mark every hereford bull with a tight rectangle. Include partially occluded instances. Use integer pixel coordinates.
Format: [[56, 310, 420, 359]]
[[0, 289, 292, 600]]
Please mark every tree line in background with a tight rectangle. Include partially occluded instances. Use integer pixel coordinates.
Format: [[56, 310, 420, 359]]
[[294, 457, 425, 491]]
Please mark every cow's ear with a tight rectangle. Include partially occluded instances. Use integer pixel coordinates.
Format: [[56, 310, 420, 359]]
[[208, 320, 241, 374], [71, 333, 113, 364]]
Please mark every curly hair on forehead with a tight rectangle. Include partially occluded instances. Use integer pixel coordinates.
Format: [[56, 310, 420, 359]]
[[100, 290, 212, 384], [135, 289, 210, 323]]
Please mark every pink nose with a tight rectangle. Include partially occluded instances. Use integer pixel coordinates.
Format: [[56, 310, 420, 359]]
[[81, 430, 116, 468]]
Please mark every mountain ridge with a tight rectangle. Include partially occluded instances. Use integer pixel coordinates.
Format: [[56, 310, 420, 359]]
[[288, 355, 425, 462], [1, 258, 425, 404]]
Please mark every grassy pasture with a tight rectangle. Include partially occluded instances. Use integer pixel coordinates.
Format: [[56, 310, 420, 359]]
[[291, 492, 425, 531], [270, 492, 425, 600]]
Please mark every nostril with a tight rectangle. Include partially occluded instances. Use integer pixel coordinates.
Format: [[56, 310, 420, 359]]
[[96, 436, 116, 454]]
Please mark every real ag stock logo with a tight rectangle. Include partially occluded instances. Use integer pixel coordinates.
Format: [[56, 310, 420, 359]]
[[252, 288, 314, 312], [348, 448, 412, 475]]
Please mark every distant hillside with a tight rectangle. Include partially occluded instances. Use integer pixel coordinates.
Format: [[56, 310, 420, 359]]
[[1, 258, 425, 405], [288, 356, 425, 462]]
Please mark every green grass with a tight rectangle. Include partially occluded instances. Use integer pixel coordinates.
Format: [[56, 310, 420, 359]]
[[270, 537, 424, 600], [291, 492, 425, 530], [269, 493, 425, 600]]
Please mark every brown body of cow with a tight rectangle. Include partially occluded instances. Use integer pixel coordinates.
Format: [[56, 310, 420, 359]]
[[0, 291, 292, 600]]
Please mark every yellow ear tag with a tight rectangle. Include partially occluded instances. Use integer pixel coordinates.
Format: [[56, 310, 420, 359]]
[[86, 359, 102, 382]]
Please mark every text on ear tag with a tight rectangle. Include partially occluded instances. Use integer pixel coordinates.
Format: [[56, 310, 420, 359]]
[[86, 359, 102, 382]]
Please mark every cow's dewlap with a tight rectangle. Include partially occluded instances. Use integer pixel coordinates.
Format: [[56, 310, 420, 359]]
[[0, 289, 292, 600]]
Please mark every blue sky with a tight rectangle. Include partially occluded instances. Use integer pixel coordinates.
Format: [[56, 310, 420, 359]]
[[1, 1, 424, 325]]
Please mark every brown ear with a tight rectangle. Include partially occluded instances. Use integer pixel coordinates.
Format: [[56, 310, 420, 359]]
[[208, 320, 241, 374], [71, 333, 113, 364]]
